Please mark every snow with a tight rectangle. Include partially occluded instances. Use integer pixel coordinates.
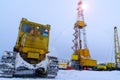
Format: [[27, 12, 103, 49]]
[[0, 70, 120, 80], [57, 70, 120, 80]]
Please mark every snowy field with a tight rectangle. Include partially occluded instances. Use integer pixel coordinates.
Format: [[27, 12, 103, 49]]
[[0, 70, 120, 80]]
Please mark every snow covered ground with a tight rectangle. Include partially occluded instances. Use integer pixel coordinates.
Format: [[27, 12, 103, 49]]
[[0, 70, 120, 80]]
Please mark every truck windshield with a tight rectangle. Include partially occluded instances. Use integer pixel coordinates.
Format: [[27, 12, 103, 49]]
[[22, 23, 49, 36], [22, 23, 34, 33]]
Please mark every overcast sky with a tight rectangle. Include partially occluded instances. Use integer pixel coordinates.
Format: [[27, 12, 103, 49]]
[[0, 0, 120, 63]]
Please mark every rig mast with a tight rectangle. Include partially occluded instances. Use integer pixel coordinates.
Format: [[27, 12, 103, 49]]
[[71, 0, 97, 70], [114, 26, 120, 69]]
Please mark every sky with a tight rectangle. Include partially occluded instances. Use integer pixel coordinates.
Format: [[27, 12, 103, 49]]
[[0, 0, 120, 63]]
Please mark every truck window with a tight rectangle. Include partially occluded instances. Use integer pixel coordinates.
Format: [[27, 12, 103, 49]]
[[37, 27, 49, 36], [22, 24, 34, 33], [42, 28, 49, 36]]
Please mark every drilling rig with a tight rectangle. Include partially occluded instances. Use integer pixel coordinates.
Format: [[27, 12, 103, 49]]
[[71, 0, 97, 70], [114, 26, 120, 70]]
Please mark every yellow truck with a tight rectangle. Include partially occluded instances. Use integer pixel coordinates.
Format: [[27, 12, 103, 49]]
[[106, 62, 116, 70], [97, 63, 107, 71], [0, 18, 58, 78]]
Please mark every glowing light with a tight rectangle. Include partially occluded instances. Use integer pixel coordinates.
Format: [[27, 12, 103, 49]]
[[81, 2, 88, 11]]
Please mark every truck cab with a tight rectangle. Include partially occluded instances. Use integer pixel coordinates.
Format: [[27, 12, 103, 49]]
[[14, 18, 50, 64]]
